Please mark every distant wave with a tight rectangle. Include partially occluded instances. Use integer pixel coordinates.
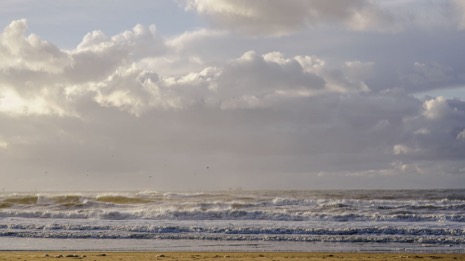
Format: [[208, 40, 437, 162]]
[[1, 190, 464, 222]]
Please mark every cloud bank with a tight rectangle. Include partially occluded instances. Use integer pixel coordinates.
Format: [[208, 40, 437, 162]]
[[1, 0, 465, 191]]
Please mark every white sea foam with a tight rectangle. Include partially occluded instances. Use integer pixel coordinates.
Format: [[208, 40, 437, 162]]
[[1, 189, 464, 249]]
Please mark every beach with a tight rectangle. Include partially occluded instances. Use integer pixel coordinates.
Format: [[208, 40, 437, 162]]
[[0, 252, 464, 261]]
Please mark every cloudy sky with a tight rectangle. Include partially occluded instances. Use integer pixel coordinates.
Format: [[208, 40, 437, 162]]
[[1, 0, 465, 191]]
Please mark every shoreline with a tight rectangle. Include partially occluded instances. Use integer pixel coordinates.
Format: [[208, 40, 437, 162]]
[[0, 252, 463, 261], [1, 238, 463, 253]]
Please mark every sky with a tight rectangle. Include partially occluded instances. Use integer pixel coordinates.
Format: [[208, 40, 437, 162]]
[[1, 0, 465, 191]]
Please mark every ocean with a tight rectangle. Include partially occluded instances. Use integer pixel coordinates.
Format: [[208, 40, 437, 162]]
[[0, 189, 464, 252]]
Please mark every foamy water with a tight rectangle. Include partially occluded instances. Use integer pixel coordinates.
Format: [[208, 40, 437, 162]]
[[0, 190, 464, 252]]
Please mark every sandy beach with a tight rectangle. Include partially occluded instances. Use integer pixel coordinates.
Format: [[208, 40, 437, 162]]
[[0, 252, 463, 261]]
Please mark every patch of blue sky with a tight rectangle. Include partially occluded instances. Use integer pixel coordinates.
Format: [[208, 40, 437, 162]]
[[0, 0, 203, 48], [415, 85, 465, 100]]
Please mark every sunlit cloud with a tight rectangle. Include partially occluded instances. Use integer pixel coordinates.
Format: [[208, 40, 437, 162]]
[[1, 0, 465, 190]]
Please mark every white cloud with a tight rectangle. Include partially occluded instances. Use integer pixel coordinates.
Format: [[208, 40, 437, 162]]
[[167, 28, 226, 52], [68, 23, 165, 82], [93, 65, 190, 115], [0, 20, 168, 117], [215, 51, 326, 103], [63, 50, 377, 114], [0, 19, 73, 73], [0, 86, 68, 116], [422, 96, 451, 120], [184, 0, 401, 35], [1, 16, 465, 190]]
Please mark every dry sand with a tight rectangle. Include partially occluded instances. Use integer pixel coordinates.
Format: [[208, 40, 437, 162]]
[[0, 252, 463, 261]]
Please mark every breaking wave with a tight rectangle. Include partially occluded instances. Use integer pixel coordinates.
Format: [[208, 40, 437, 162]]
[[1, 189, 464, 246]]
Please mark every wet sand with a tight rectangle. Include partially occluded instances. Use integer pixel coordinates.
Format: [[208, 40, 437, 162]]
[[0, 252, 463, 261]]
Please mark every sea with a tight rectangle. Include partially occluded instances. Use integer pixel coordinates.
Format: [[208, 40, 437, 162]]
[[0, 189, 464, 253]]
